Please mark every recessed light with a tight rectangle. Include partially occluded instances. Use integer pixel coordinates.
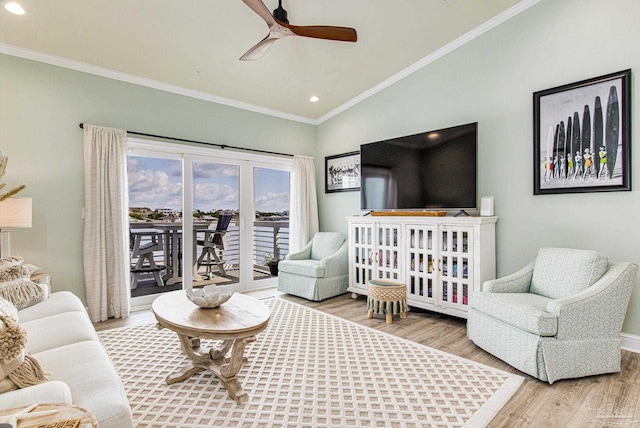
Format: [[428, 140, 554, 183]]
[[4, 1, 26, 15], [309, 95, 320, 103], [428, 133, 440, 140]]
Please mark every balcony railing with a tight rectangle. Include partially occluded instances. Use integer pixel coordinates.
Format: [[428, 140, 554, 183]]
[[129, 219, 289, 294]]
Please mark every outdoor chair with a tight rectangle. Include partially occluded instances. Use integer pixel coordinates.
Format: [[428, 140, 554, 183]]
[[277, 232, 348, 301], [197, 213, 233, 278], [467, 247, 638, 384], [130, 230, 166, 289]]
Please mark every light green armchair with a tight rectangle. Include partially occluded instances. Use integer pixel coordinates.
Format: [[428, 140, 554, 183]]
[[277, 232, 348, 301], [467, 247, 638, 384]]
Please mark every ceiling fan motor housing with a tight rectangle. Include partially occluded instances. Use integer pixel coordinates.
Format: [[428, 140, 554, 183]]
[[273, 2, 289, 23]]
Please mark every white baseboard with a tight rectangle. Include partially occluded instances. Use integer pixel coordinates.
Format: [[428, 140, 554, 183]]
[[620, 333, 640, 353]]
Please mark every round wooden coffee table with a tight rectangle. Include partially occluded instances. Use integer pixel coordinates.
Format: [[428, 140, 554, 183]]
[[152, 290, 271, 404]]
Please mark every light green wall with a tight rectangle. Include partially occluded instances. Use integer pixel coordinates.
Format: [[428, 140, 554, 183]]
[[316, 0, 640, 334], [2, 0, 640, 334], [0, 54, 316, 303]]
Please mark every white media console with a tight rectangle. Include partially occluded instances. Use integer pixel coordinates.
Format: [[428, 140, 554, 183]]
[[346, 215, 498, 319]]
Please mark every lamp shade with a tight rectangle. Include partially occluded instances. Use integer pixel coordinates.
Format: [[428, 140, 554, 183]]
[[0, 197, 32, 228]]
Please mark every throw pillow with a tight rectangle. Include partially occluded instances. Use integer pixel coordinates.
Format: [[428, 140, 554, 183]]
[[0, 264, 44, 309], [0, 256, 24, 271], [0, 296, 18, 320], [23, 263, 42, 275], [0, 310, 48, 392]]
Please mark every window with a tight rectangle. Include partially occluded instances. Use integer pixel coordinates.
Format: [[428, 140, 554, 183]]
[[126, 138, 292, 306]]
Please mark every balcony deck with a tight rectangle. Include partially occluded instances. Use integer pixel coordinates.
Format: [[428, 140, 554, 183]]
[[129, 219, 289, 297]]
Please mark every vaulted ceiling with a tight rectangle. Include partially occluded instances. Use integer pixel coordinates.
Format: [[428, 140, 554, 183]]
[[0, 0, 534, 123]]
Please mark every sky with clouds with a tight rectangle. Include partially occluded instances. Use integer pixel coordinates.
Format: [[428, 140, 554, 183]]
[[127, 156, 289, 213]]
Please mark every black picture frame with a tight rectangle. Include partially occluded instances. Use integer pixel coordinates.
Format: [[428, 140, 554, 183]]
[[325, 151, 360, 193], [533, 69, 631, 195]]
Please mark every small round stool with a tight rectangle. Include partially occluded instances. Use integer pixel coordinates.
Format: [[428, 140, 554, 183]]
[[367, 279, 408, 324]]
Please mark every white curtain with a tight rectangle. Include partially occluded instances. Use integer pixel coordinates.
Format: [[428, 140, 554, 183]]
[[289, 155, 319, 252], [83, 124, 130, 322]]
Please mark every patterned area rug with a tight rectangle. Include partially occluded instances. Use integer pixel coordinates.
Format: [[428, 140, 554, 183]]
[[98, 298, 523, 427]]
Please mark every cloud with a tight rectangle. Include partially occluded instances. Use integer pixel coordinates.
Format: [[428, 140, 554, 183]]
[[193, 163, 239, 179], [128, 161, 182, 209], [127, 158, 286, 212], [255, 191, 290, 212], [193, 183, 239, 210], [168, 163, 182, 177], [222, 167, 239, 177]]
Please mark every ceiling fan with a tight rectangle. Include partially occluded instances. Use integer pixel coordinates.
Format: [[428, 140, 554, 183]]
[[240, 0, 357, 61]]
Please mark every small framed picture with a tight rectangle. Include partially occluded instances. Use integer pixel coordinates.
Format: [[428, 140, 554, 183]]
[[325, 151, 360, 193], [533, 69, 631, 195]]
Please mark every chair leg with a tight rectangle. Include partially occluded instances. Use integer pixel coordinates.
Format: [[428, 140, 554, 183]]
[[212, 250, 226, 276], [132, 252, 164, 288], [197, 248, 212, 278], [152, 270, 164, 287], [198, 247, 226, 278], [197, 249, 207, 271], [131, 272, 138, 289], [145, 253, 164, 287], [206, 250, 213, 277]]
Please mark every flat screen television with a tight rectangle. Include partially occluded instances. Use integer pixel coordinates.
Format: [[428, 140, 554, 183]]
[[360, 122, 477, 212]]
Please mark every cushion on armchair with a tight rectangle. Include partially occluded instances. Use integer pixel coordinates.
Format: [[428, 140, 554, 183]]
[[278, 260, 325, 278], [530, 247, 608, 299], [470, 292, 557, 336], [310, 233, 346, 260]]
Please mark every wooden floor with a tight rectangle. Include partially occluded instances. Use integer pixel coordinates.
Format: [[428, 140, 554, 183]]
[[95, 290, 640, 427]]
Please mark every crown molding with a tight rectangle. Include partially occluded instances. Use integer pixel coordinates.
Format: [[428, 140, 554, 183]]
[[316, 0, 542, 124], [0, 0, 541, 127], [0, 42, 316, 125]]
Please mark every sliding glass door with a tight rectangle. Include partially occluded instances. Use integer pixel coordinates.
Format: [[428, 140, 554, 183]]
[[191, 159, 241, 287], [127, 151, 183, 304], [127, 138, 291, 306], [253, 167, 290, 285]]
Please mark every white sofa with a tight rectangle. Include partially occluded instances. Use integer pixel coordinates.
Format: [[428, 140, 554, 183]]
[[0, 290, 133, 427]]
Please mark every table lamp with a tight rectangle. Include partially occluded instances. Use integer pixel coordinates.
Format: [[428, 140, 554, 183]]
[[0, 197, 32, 257]]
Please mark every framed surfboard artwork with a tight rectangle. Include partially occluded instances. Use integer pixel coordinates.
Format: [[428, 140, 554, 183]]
[[533, 69, 631, 195]]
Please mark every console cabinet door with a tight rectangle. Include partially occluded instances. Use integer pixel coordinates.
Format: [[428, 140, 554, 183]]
[[348, 222, 402, 292], [375, 223, 403, 281], [438, 225, 473, 311], [405, 224, 437, 305], [349, 222, 375, 292]]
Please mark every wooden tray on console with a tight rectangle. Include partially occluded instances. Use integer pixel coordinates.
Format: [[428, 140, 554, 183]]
[[370, 211, 447, 217]]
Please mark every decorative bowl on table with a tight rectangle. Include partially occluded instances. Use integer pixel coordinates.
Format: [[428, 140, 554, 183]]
[[185, 283, 235, 308]]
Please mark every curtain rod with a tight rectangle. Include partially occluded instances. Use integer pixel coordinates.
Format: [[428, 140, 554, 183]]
[[78, 123, 294, 158]]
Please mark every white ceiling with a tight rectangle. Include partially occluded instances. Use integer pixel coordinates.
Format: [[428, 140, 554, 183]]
[[0, 0, 536, 123]]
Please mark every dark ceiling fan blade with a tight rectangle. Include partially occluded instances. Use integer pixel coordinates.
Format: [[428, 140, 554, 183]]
[[241, 0, 276, 27], [286, 24, 357, 42], [240, 36, 278, 61]]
